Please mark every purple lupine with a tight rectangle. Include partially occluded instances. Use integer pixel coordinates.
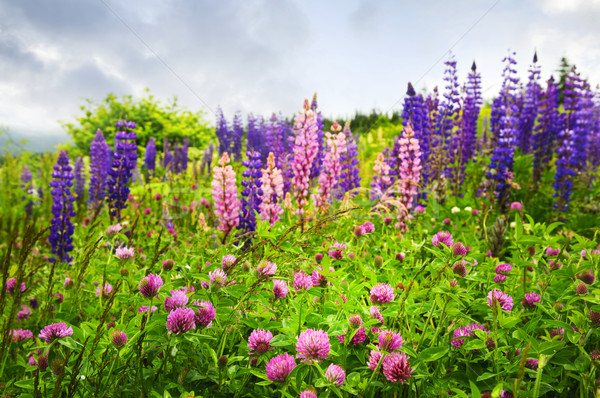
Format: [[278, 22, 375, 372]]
[[239, 151, 263, 235], [532, 76, 561, 184], [435, 57, 461, 178], [201, 142, 214, 175], [309, 93, 326, 181], [107, 120, 137, 220], [231, 112, 244, 163], [145, 137, 157, 176], [88, 129, 109, 209], [291, 99, 320, 217], [402, 82, 431, 194], [336, 121, 361, 198], [461, 62, 482, 163], [564, 66, 593, 169], [49, 151, 76, 263], [246, 113, 263, 160], [370, 152, 393, 200], [553, 129, 576, 212], [216, 107, 231, 156], [73, 156, 85, 204], [162, 139, 172, 172], [486, 52, 519, 210], [517, 52, 541, 154], [181, 137, 189, 171], [173, 141, 182, 174]]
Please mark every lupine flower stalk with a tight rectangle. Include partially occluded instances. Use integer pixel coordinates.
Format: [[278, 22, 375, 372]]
[[291, 99, 320, 218], [337, 121, 361, 197], [532, 77, 561, 184], [107, 120, 138, 220], [145, 136, 157, 176], [402, 82, 431, 191], [73, 156, 85, 203], [517, 52, 542, 154], [216, 107, 231, 156], [553, 129, 576, 212], [88, 129, 109, 209], [313, 122, 347, 212], [396, 124, 422, 233], [211, 153, 241, 240], [49, 151, 76, 263], [239, 151, 263, 234], [370, 152, 392, 200], [231, 112, 244, 162], [309, 93, 326, 180], [259, 152, 284, 226]]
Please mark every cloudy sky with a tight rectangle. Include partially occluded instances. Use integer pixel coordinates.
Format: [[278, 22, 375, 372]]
[[1, 0, 599, 151]]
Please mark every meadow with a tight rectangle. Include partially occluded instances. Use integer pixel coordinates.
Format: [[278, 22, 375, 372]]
[[1, 52, 600, 397]]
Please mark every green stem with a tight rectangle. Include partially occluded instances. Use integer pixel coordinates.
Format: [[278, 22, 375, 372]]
[[416, 299, 437, 351], [532, 355, 544, 398], [364, 353, 386, 396], [297, 294, 304, 337], [429, 298, 449, 347]]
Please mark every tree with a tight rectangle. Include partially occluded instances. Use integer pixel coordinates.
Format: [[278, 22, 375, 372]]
[[61, 89, 214, 153], [556, 56, 572, 104]]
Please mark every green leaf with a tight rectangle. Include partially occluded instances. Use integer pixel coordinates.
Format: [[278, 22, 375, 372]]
[[469, 380, 481, 398], [419, 346, 449, 362]]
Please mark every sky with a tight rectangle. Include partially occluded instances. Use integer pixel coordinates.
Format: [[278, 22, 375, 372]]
[[0, 0, 599, 151]]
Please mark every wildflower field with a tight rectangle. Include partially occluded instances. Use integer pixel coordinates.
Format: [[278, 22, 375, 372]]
[[2, 52, 600, 398]]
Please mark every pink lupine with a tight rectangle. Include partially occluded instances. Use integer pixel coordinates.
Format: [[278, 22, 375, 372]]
[[259, 152, 284, 226], [371, 151, 392, 199], [313, 122, 347, 211], [395, 124, 422, 233], [211, 153, 241, 239], [291, 100, 320, 217]]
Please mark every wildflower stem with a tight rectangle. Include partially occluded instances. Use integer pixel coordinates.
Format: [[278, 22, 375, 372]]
[[416, 299, 437, 351]]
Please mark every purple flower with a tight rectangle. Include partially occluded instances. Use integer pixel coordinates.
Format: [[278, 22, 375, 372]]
[[192, 300, 216, 328], [522, 292, 541, 308], [293, 270, 313, 292], [546, 247, 560, 257], [106, 224, 122, 235], [452, 323, 489, 348], [370, 306, 384, 324], [110, 329, 127, 349], [300, 390, 317, 398], [525, 359, 539, 370], [311, 266, 334, 288], [88, 129, 109, 209], [145, 136, 156, 175], [138, 305, 157, 314], [139, 274, 163, 298], [247, 329, 274, 354], [164, 289, 189, 312], [510, 202, 522, 211], [296, 328, 330, 363], [107, 119, 137, 220], [494, 274, 507, 283], [10, 329, 33, 342], [239, 150, 263, 235], [452, 242, 467, 256], [337, 327, 367, 346], [273, 279, 289, 299], [487, 289, 513, 312], [370, 283, 394, 304], [39, 322, 73, 343], [378, 330, 404, 352], [166, 307, 196, 334], [115, 246, 134, 260], [17, 305, 31, 322], [6, 279, 26, 294], [361, 221, 375, 234], [257, 261, 277, 277], [382, 352, 413, 383], [432, 231, 453, 247], [49, 151, 76, 263], [325, 364, 345, 386], [221, 255, 236, 270], [265, 353, 296, 382]]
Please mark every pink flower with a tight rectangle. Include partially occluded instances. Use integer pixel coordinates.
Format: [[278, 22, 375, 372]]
[[115, 246, 135, 260], [296, 328, 330, 363], [273, 279, 289, 299], [110, 329, 127, 349], [432, 231, 453, 247], [378, 330, 404, 352], [265, 353, 296, 382], [138, 274, 163, 298], [510, 202, 522, 211], [293, 270, 313, 292], [192, 300, 215, 328], [370, 283, 394, 304], [221, 255, 236, 269], [64, 277, 74, 289], [337, 327, 367, 346], [105, 223, 122, 235], [382, 352, 413, 383], [300, 390, 317, 398], [166, 307, 196, 334], [10, 329, 33, 342], [313, 125, 347, 211], [257, 261, 277, 277], [324, 364, 346, 386], [259, 152, 285, 226], [452, 323, 489, 348], [494, 274, 507, 283], [6, 278, 26, 294], [39, 322, 73, 343], [395, 124, 421, 233], [247, 329, 274, 354], [522, 292, 541, 308], [96, 283, 113, 298], [415, 205, 425, 214], [291, 100, 320, 216], [361, 221, 375, 234], [495, 263, 512, 274], [328, 242, 346, 259], [164, 289, 189, 312], [370, 306, 384, 324], [17, 305, 31, 321], [546, 247, 560, 257], [311, 266, 334, 288], [208, 268, 227, 288], [211, 153, 241, 238], [367, 350, 383, 371], [138, 305, 157, 314], [487, 289, 513, 312]]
